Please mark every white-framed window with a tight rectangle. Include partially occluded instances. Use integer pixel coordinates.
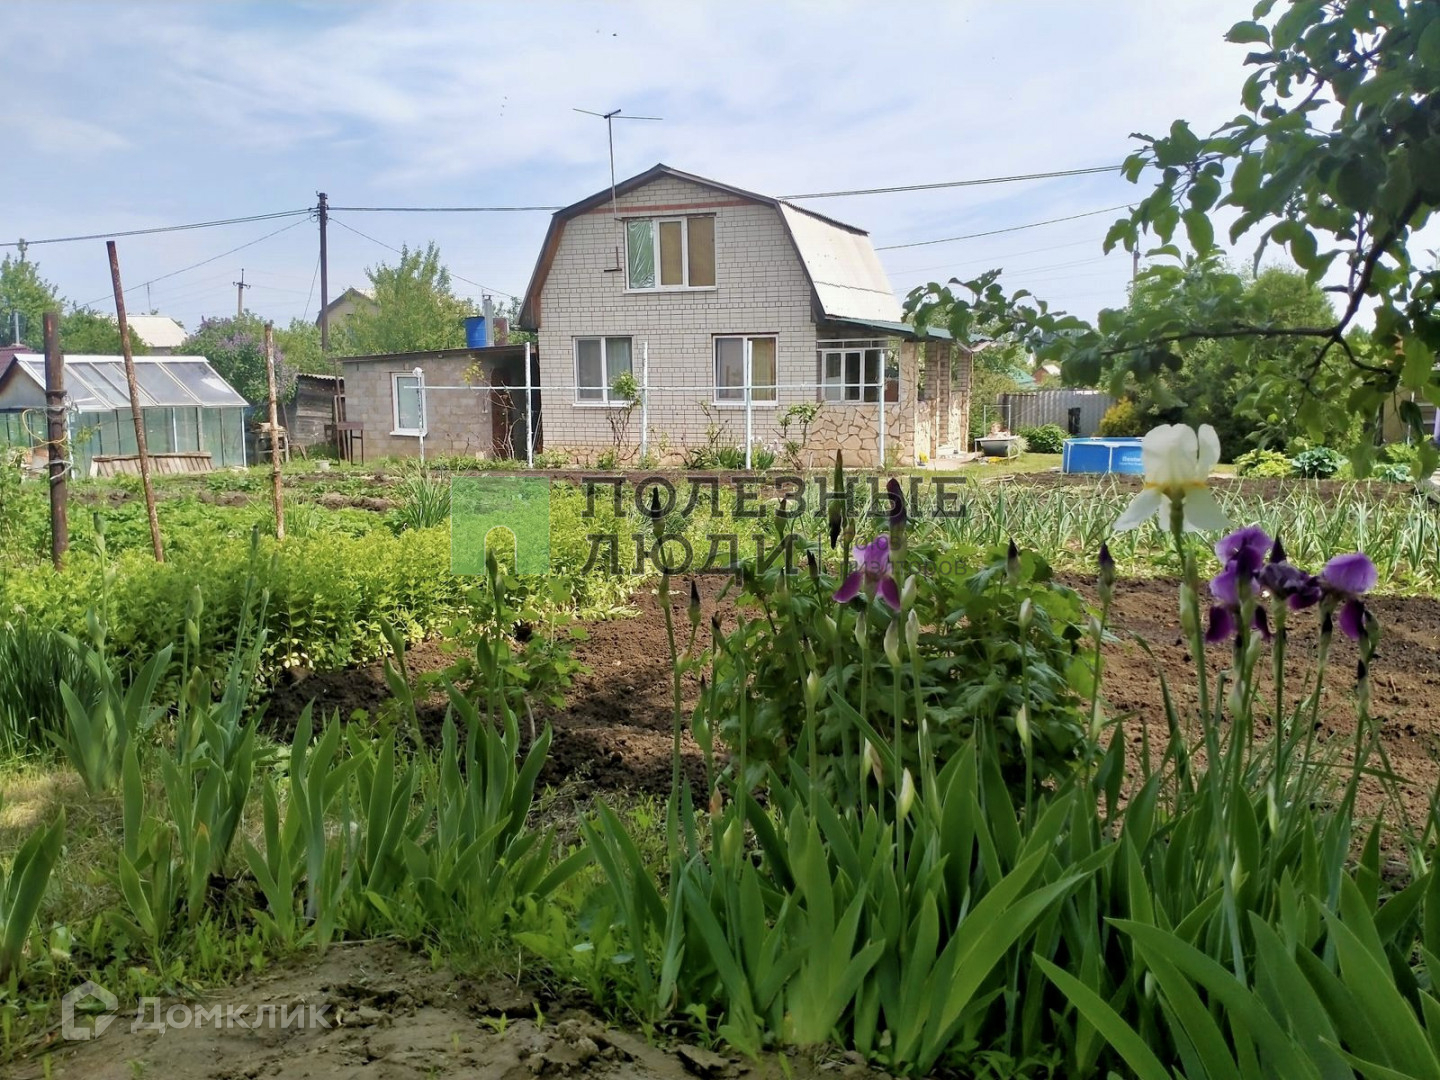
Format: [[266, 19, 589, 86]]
[[391, 372, 425, 435], [626, 215, 716, 290], [574, 336, 634, 404], [819, 343, 895, 403], [714, 335, 778, 405]]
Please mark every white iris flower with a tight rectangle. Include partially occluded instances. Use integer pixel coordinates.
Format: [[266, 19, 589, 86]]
[[1113, 423, 1230, 533]]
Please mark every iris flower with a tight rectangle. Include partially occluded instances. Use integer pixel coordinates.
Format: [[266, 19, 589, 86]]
[[1320, 553, 1378, 640], [1113, 424, 1230, 533], [1256, 537, 1322, 610], [1205, 525, 1273, 642], [834, 534, 901, 611]]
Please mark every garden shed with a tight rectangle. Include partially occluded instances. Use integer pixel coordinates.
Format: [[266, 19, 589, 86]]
[[0, 352, 249, 474]]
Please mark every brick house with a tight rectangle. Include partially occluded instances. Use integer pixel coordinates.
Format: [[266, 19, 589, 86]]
[[518, 164, 965, 467]]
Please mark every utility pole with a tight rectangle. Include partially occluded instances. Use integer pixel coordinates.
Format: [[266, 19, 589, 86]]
[[107, 241, 164, 563], [1132, 248, 1140, 283], [317, 192, 330, 353], [233, 268, 250, 318], [42, 311, 68, 570]]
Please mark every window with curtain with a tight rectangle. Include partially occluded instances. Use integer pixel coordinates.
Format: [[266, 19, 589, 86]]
[[714, 336, 777, 404], [574, 337, 634, 404], [392, 373, 424, 434], [625, 216, 716, 289]]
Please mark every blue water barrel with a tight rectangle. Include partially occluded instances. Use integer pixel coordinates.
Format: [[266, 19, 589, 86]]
[[464, 316, 488, 348]]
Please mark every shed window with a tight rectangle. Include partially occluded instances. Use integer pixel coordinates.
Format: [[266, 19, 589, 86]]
[[392, 373, 425, 435]]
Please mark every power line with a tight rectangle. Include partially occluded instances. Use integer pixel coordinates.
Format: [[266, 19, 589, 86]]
[[875, 204, 1132, 252], [328, 215, 520, 301], [77, 217, 311, 308], [4, 208, 311, 249], [780, 165, 1123, 201], [888, 235, 1105, 277], [302, 253, 321, 321], [330, 204, 562, 213]]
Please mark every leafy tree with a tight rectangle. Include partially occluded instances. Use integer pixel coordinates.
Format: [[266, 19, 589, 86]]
[[907, 0, 1440, 478], [336, 242, 475, 356], [0, 256, 62, 350], [59, 308, 147, 356], [273, 318, 328, 375], [181, 314, 293, 404], [1117, 261, 1352, 456]]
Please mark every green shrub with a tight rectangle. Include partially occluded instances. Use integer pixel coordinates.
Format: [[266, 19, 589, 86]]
[[1017, 423, 1066, 454], [710, 539, 1091, 795], [1375, 462, 1413, 483], [1096, 399, 1143, 436], [1290, 445, 1345, 478], [1233, 448, 1293, 477]]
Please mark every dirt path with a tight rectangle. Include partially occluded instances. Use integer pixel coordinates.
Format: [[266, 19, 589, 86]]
[[23, 942, 859, 1080]]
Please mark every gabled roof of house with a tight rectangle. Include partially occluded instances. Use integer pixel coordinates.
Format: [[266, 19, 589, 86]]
[[518, 163, 905, 331], [316, 287, 375, 326], [0, 354, 246, 411], [116, 315, 188, 350]]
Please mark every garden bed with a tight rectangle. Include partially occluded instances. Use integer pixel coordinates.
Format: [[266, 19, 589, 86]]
[[265, 573, 1440, 827]]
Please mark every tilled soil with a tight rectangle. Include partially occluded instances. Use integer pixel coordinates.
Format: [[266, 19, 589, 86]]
[[264, 574, 1440, 827], [22, 942, 869, 1080]]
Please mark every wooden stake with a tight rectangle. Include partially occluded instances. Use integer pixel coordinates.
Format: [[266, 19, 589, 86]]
[[264, 321, 285, 541], [107, 240, 164, 563], [42, 311, 68, 570]]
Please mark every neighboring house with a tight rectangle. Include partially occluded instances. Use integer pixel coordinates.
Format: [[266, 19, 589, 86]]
[[317, 287, 376, 335], [119, 315, 188, 355], [339, 344, 537, 461], [0, 352, 249, 473], [517, 164, 964, 467]]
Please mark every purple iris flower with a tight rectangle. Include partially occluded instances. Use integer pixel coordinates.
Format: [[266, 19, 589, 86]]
[[1215, 525, 1271, 576], [1205, 525, 1273, 643], [1257, 561, 1323, 610], [1320, 553, 1378, 640], [834, 534, 901, 610]]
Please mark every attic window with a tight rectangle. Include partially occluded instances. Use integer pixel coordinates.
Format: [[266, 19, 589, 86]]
[[626, 216, 716, 290]]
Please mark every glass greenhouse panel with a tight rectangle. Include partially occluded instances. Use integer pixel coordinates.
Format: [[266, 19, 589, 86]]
[[165, 361, 247, 407]]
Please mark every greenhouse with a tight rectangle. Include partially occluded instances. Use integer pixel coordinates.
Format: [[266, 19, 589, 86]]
[[0, 353, 249, 473]]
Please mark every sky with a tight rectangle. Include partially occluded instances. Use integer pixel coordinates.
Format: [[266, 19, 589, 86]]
[[2, 0, 1286, 336]]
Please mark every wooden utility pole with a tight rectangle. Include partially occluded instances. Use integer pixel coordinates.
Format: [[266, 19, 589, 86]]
[[107, 240, 164, 563], [234, 268, 250, 317], [264, 321, 285, 541], [42, 311, 68, 570], [317, 192, 330, 354]]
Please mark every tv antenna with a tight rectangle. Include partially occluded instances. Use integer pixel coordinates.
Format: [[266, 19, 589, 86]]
[[574, 107, 663, 271]]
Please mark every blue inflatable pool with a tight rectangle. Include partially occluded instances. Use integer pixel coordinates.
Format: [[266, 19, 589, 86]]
[[1062, 437, 1144, 475]]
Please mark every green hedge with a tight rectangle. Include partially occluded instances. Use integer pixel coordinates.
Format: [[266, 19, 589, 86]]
[[0, 526, 467, 679]]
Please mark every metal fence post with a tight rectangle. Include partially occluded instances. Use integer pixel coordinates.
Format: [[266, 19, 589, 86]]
[[877, 349, 887, 468], [640, 341, 649, 464], [524, 341, 534, 468], [744, 341, 754, 470]]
